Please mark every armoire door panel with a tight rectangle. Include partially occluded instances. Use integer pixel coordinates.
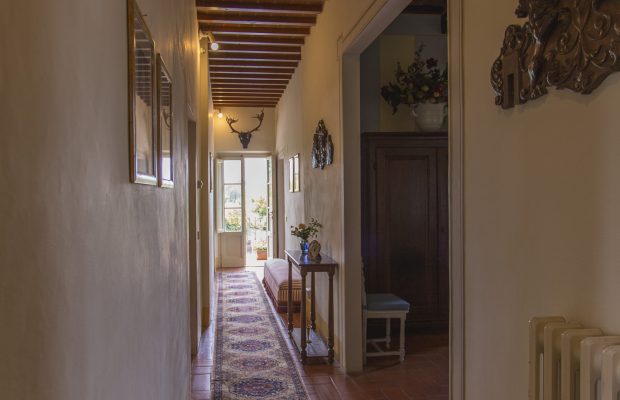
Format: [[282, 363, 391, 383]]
[[376, 148, 438, 319], [362, 133, 448, 329]]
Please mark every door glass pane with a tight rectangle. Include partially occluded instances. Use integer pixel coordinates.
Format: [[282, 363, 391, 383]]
[[224, 184, 241, 208], [224, 209, 242, 232], [223, 159, 241, 184], [244, 157, 270, 266]]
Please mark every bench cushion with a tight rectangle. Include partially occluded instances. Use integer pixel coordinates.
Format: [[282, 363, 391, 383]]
[[366, 293, 410, 312], [262, 259, 302, 313]]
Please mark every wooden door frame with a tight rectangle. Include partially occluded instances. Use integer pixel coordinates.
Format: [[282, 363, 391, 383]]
[[338, 0, 464, 398], [187, 120, 201, 357]]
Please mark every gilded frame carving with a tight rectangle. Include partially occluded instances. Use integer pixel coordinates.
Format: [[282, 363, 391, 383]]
[[491, 0, 620, 109]]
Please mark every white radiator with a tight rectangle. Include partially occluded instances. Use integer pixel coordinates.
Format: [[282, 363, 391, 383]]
[[529, 316, 620, 400]]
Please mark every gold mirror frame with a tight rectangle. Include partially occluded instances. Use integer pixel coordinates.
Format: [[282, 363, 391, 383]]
[[128, 0, 157, 185]]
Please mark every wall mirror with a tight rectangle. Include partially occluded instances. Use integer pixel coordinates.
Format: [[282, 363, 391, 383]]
[[289, 153, 300, 193], [157, 55, 173, 188], [128, 0, 157, 185]]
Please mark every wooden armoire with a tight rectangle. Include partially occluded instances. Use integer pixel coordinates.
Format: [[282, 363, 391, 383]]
[[362, 132, 448, 329]]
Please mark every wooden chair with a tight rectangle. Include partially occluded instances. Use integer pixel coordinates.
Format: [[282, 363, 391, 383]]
[[362, 270, 410, 364]]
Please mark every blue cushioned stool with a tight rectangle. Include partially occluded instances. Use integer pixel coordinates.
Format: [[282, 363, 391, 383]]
[[363, 293, 410, 363]]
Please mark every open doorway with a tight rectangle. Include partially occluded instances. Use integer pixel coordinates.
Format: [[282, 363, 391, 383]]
[[340, 0, 463, 396], [217, 155, 276, 267]]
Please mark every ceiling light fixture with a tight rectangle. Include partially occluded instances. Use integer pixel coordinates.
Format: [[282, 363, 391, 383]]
[[216, 109, 223, 119], [200, 31, 219, 51]]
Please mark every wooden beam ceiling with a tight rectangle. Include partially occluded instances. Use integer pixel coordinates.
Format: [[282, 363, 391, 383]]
[[209, 59, 298, 68], [196, 1, 323, 14], [198, 0, 324, 107], [214, 34, 305, 46]]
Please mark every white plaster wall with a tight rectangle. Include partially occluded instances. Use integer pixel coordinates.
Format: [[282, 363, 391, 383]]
[[199, 49, 216, 327], [0, 0, 199, 398], [276, 0, 397, 371], [213, 107, 275, 153], [462, 0, 620, 398], [276, 69, 306, 253]]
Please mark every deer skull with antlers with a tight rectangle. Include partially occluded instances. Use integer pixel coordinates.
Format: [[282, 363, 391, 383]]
[[225, 109, 265, 149]]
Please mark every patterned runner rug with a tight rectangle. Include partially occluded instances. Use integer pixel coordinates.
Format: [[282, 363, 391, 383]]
[[214, 271, 307, 399]]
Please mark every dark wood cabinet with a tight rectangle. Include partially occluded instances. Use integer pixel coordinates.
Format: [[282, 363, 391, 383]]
[[362, 133, 448, 329]]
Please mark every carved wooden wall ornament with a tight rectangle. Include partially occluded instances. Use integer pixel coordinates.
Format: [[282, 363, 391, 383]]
[[491, 0, 620, 109], [226, 109, 264, 149], [311, 120, 334, 169]]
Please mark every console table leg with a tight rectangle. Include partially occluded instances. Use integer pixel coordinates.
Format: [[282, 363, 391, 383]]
[[287, 258, 293, 334], [310, 272, 316, 330], [328, 270, 335, 364], [300, 270, 307, 363]]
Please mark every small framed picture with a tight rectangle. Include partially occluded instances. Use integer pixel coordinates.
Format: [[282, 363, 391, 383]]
[[293, 153, 300, 192], [157, 54, 173, 188], [128, 0, 157, 185], [289, 153, 300, 193]]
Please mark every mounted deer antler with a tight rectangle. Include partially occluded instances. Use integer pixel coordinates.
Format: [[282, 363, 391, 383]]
[[226, 109, 265, 149]]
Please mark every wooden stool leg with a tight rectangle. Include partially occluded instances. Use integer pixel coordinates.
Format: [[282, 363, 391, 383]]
[[399, 315, 406, 362], [386, 318, 391, 349]]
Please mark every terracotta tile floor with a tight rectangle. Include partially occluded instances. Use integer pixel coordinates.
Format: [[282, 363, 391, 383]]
[[191, 267, 448, 400]]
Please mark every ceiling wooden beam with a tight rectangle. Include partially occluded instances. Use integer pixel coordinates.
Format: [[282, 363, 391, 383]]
[[209, 59, 298, 68], [211, 79, 286, 85], [211, 78, 288, 85], [213, 97, 281, 102], [212, 85, 285, 90], [213, 92, 281, 97], [210, 66, 295, 74], [212, 34, 304, 46], [215, 103, 278, 107], [196, 1, 323, 14], [212, 84, 288, 90], [208, 51, 301, 61], [210, 72, 292, 80], [215, 104, 277, 108], [212, 79, 289, 86], [200, 23, 310, 36], [213, 98, 278, 104], [212, 89, 284, 97], [198, 12, 316, 26], [215, 43, 300, 54]]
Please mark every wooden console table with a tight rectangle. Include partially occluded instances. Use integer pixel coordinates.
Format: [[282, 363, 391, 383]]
[[285, 249, 338, 364]]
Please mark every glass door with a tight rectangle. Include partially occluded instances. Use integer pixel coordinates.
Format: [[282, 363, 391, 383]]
[[243, 156, 273, 266], [217, 155, 275, 267], [218, 158, 244, 267]]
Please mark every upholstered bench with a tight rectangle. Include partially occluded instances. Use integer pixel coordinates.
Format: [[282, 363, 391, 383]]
[[262, 258, 302, 313]]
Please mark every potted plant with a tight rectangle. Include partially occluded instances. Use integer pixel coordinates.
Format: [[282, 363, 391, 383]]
[[381, 44, 448, 132], [290, 218, 322, 255], [255, 241, 268, 260]]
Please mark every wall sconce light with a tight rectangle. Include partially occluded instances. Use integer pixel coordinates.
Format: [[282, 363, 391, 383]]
[[200, 31, 219, 51], [216, 109, 223, 119]]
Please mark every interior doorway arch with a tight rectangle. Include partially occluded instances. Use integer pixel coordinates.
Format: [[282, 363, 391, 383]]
[[338, 1, 464, 399]]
